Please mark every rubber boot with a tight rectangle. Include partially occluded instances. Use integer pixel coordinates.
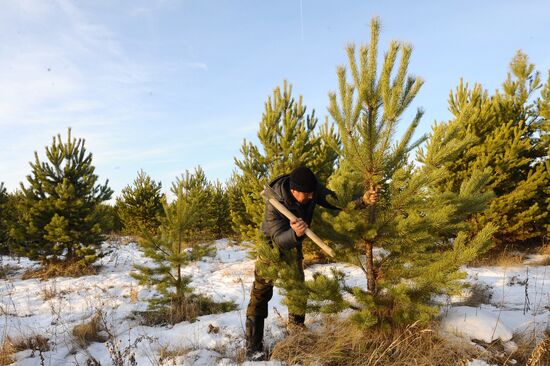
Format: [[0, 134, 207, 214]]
[[288, 313, 305, 326], [245, 316, 265, 361], [287, 313, 306, 334]]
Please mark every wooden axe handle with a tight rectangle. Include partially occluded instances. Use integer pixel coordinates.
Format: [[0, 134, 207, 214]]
[[266, 197, 335, 257]]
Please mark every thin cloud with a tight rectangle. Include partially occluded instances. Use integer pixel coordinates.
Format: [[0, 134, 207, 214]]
[[183, 62, 208, 71], [130, 7, 152, 17]]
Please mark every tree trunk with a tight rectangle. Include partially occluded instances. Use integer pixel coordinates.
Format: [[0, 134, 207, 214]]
[[66, 244, 74, 262], [365, 240, 376, 293], [366, 203, 377, 293], [177, 235, 182, 296]]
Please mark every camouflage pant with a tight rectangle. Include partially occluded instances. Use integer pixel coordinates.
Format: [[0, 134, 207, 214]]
[[246, 251, 305, 320]]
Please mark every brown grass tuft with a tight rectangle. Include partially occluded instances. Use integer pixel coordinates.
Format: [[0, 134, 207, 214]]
[[41, 286, 57, 301], [157, 345, 191, 364], [527, 335, 550, 366], [138, 294, 237, 326], [471, 250, 525, 268], [509, 331, 550, 366], [72, 314, 107, 347], [40, 281, 70, 301], [270, 317, 480, 366], [1, 334, 50, 364], [11, 335, 50, 354], [105, 234, 136, 245], [233, 347, 247, 364], [539, 245, 550, 256], [0, 338, 15, 366], [127, 286, 139, 304], [529, 256, 550, 267], [22, 261, 98, 280]]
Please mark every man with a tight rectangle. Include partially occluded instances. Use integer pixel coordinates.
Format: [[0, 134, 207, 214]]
[[244, 166, 340, 360]]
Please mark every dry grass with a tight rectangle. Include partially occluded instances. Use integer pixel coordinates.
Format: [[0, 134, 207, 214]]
[[72, 314, 107, 348], [22, 261, 98, 280], [0, 264, 19, 280], [157, 345, 191, 364], [122, 285, 139, 304], [539, 245, 550, 256], [40, 281, 70, 301], [529, 256, 550, 267], [233, 348, 247, 364], [270, 317, 481, 366], [0, 334, 50, 365], [528, 336, 550, 366], [471, 250, 525, 267], [129, 286, 139, 304], [138, 294, 237, 326], [509, 330, 550, 366], [471, 243, 550, 268], [0, 338, 15, 366], [105, 234, 136, 245], [303, 251, 332, 268], [11, 335, 49, 354], [303, 241, 335, 268], [105, 334, 156, 366], [41, 286, 57, 301], [455, 282, 493, 307], [523, 244, 550, 265]]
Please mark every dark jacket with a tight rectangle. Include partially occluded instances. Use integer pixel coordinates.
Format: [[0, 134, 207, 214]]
[[261, 174, 339, 250]]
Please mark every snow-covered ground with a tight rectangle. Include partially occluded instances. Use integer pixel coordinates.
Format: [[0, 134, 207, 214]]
[[443, 262, 549, 342], [1, 240, 549, 365]]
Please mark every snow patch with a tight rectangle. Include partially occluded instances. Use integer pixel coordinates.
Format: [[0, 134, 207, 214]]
[[441, 306, 513, 343], [468, 359, 497, 366]]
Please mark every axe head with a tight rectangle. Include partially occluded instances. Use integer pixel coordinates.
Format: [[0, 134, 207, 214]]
[[260, 184, 281, 202]]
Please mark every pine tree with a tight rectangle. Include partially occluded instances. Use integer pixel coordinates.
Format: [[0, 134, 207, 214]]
[[437, 51, 549, 249], [539, 71, 550, 152], [0, 185, 23, 256], [209, 180, 234, 238], [226, 172, 249, 240], [96, 203, 123, 235], [311, 18, 496, 327], [539, 72, 550, 235], [131, 167, 235, 321], [254, 231, 349, 317], [0, 183, 9, 254], [116, 170, 165, 238], [231, 81, 339, 241], [12, 128, 112, 264], [2, 190, 25, 255]]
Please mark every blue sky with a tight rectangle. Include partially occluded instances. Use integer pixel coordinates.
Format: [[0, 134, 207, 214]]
[[1, 0, 548, 198]]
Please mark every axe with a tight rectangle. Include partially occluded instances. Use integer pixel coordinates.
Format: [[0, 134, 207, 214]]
[[261, 185, 335, 257]]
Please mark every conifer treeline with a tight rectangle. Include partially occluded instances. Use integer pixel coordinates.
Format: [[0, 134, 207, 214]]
[[0, 47, 547, 262], [0, 144, 235, 264]]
